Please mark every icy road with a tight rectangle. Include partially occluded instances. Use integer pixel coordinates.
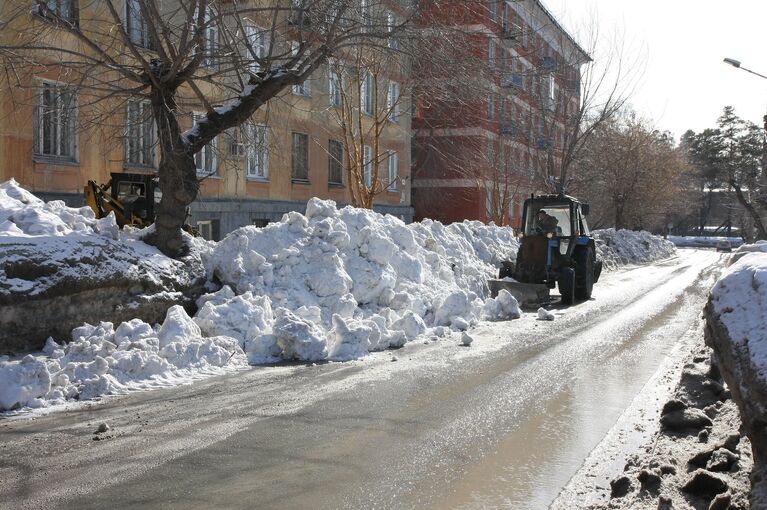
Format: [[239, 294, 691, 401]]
[[0, 249, 724, 510]]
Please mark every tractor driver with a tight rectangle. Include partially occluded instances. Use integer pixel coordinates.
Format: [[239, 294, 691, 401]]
[[535, 210, 559, 234]]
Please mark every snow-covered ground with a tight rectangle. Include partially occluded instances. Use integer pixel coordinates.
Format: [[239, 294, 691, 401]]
[[0, 179, 676, 412]]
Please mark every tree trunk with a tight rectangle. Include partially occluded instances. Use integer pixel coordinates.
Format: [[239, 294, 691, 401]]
[[731, 180, 767, 241], [150, 88, 199, 257]]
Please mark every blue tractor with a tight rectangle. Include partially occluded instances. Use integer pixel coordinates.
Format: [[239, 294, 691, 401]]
[[491, 194, 603, 306]]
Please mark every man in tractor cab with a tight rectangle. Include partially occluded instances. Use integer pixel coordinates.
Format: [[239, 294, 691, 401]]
[[535, 209, 559, 234]]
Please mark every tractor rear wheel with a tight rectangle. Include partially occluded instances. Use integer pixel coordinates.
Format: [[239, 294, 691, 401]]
[[559, 267, 575, 305], [575, 246, 595, 300]]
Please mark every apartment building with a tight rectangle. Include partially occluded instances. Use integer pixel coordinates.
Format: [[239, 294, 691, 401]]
[[411, 0, 590, 228], [0, 0, 413, 241]]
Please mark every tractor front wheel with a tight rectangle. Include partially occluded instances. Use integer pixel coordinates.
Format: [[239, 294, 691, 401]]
[[575, 246, 595, 300]]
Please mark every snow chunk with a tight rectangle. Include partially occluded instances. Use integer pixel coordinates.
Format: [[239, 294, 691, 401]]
[[537, 307, 555, 321]]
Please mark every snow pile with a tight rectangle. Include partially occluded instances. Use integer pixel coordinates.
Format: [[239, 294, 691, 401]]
[[203, 198, 519, 363], [594, 229, 676, 270], [0, 178, 118, 238], [0, 306, 246, 410], [728, 239, 767, 266], [710, 243, 767, 383]]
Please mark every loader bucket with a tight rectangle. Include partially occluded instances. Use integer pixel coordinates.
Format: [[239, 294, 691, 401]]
[[488, 279, 551, 309]]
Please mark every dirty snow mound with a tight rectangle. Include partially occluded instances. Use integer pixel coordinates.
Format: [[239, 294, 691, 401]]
[[594, 229, 676, 270]]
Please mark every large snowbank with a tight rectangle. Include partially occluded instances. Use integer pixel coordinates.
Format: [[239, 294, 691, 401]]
[[594, 229, 676, 270], [203, 199, 520, 364], [0, 180, 676, 411], [710, 241, 767, 384]]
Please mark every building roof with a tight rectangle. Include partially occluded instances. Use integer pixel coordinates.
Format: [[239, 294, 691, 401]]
[[533, 0, 592, 63]]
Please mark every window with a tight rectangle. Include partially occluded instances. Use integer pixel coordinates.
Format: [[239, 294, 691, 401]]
[[362, 71, 374, 115], [292, 42, 311, 96], [387, 152, 397, 191], [245, 23, 267, 72], [197, 219, 219, 241], [125, 0, 154, 49], [247, 124, 268, 180], [488, 0, 497, 21], [487, 92, 495, 120], [360, 0, 371, 30], [193, 113, 217, 176], [488, 38, 496, 68], [387, 11, 398, 50], [387, 81, 399, 122], [328, 139, 343, 185], [545, 73, 556, 110], [329, 64, 342, 107], [290, 0, 308, 26], [363, 145, 373, 187], [34, 0, 78, 25], [197, 7, 218, 68], [125, 100, 155, 167], [292, 132, 309, 181], [35, 81, 77, 161]]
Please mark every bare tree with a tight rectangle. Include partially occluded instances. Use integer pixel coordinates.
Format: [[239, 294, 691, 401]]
[[327, 41, 407, 208], [528, 15, 645, 195], [0, 0, 415, 256], [576, 110, 689, 231]]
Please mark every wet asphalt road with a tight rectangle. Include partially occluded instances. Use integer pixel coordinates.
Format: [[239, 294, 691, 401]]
[[0, 249, 724, 510]]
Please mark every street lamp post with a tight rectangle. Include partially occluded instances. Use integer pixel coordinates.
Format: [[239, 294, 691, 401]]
[[723, 57, 767, 179], [723, 57, 767, 81]]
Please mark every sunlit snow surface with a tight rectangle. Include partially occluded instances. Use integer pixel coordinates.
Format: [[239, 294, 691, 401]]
[[0, 180, 675, 412], [710, 241, 767, 388]]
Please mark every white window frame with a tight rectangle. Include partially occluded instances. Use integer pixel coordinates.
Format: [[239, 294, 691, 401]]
[[200, 7, 218, 69], [291, 42, 311, 96], [488, 92, 495, 120], [361, 0, 371, 30], [387, 11, 398, 49], [363, 144, 373, 187], [34, 0, 78, 24], [247, 123, 269, 180], [387, 151, 398, 191], [488, 38, 496, 68], [125, 100, 155, 167], [193, 113, 218, 177], [125, 0, 153, 49], [292, 132, 309, 181], [328, 63, 342, 107], [34, 80, 78, 161], [361, 71, 374, 115], [244, 23, 268, 72], [387, 81, 399, 122], [328, 139, 343, 185], [197, 220, 213, 241]]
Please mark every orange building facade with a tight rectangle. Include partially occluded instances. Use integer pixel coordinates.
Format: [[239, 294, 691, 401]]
[[0, 1, 413, 241]]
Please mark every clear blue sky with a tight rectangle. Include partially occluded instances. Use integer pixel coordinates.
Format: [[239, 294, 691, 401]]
[[542, 0, 767, 140]]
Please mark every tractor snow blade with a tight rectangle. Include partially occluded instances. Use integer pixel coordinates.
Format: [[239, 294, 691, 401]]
[[488, 279, 551, 309]]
